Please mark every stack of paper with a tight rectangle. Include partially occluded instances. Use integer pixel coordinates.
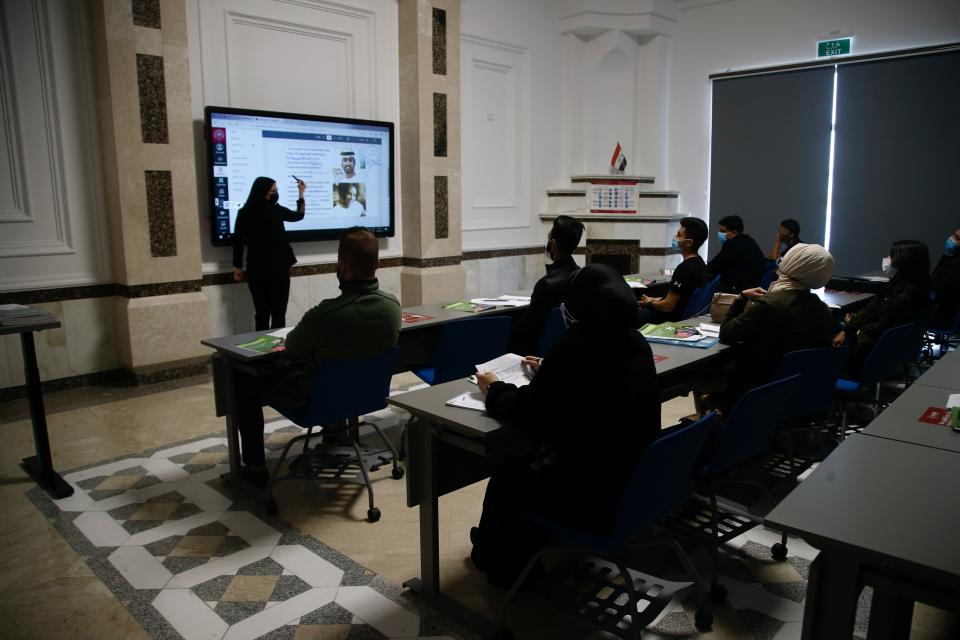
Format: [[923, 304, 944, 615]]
[[700, 322, 721, 337], [446, 353, 533, 411], [469, 295, 531, 307]]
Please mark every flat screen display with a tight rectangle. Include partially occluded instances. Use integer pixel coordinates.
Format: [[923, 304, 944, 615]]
[[204, 106, 395, 245]]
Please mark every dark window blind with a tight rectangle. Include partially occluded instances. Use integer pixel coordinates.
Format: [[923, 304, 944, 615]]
[[829, 51, 960, 274], [709, 67, 835, 258]]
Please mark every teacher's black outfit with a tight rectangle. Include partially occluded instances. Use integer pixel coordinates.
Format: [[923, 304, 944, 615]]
[[233, 177, 306, 330]]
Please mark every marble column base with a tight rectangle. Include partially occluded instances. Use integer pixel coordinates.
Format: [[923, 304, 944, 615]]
[[113, 292, 211, 369], [400, 265, 465, 306]]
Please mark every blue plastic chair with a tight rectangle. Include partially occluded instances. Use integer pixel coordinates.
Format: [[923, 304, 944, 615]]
[[695, 375, 800, 597], [536, 306, 565, 357], [268, 346, 400, 522], [495, 414, 719, 637], [682, 275, 721, 319], [835, 322, 917, 434], [759, 268, 777, 290], [771, 346, 851, 421], [412, 315, 512, 385]]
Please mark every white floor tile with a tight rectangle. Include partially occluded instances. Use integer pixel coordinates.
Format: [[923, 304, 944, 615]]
[[219, 511, 281, 547], [108, 546, 173, 589], [335, 586, 420, 638], [124, 512, 221, 547], [166, 546, 273, 589], [222, 588, 336, 640], [84, 492, 138, 513], [264, 419, 295, 434], [177, 482, 233, 512], [271, 545, 344, 587], [719, 576, 805, 622], [66, 458, 149, 483], [52, 482, 95, 512], [184, 465, 230, 483], [73, 511, 130, 547], [141, 457, 191, 483], [153, 589, 228, 640], [151, 438, 227, 460], [772, 621, 803, 640]]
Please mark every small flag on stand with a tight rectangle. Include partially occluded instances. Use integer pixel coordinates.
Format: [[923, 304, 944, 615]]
[[610, 142, 628, 174]]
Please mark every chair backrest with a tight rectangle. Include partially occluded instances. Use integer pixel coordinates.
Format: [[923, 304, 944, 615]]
[[613, 413, 717, 540], [536, 306, 565, 357], [759, 268, 777, 290], [304, 346, 400, 425], [771, 346, 851, 418], [433, 315, 513, 384], [682, 274, 722, 319], [857, 322, 917, 389], [700, 375, 801, 477]]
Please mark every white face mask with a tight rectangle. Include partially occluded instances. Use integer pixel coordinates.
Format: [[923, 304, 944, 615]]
[[881, 256, 892, 272]]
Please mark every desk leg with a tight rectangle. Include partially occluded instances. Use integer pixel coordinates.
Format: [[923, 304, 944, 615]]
[[212, 353, 242, 482], [405, 418, 440, 599], [801, 550, 860, 640], [866, 588, 913, 640], [19, 331, 73, 499]]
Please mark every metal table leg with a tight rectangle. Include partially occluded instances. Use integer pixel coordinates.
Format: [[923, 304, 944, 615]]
[[801, 550, 861, 639], [18, 331, 73, 499]]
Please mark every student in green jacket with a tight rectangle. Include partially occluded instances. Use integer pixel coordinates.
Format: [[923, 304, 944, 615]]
[[234, 227, 401, 487]]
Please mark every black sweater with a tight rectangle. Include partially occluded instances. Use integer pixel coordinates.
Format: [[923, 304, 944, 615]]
[[232, 200, 305, 279]]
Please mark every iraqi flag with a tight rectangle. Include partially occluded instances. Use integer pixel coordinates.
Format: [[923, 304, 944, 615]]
[[610, 142, 627, 173]]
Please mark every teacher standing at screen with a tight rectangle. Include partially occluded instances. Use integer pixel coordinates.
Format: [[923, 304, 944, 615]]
[[233, 176, 306, 330]]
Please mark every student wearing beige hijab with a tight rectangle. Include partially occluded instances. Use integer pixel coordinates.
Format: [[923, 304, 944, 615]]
[[705, 243, 836, 412]]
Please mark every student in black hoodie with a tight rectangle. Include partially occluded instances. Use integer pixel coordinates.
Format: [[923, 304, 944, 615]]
[[233, 176, 306, 330], [471, 264, 661, 588], [931, 226, 960, 329], [509, 215, 584, 354], [707, 214, 766, 293]]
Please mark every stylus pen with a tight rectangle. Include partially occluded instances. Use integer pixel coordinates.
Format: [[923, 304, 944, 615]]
[[290, 174, 301, 183]]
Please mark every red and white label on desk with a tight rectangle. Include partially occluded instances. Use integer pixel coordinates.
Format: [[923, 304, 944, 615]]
[[918, 407, 951, 426]]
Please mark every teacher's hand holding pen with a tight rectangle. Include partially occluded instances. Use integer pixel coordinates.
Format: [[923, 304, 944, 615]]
[[291, 175, 307, 198]]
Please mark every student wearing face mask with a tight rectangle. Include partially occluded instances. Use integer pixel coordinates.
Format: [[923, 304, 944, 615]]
[[834, 240, 931, 373], [471, 264, 659, 588], [233, 176, 307, 330], [931, 227, 960, 329], [638, 217, 708, 324], [508, 215, 584, 355], [769, 218, 801, 261], [706, 215, 766, 293]]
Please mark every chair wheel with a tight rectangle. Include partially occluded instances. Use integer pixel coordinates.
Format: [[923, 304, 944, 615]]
[[391, 466, 404, 480], [694, 608, 713, 631], [367, 507, 381, 523], [710, 583, 727, 603], [771, 542, 788, 561], [265, 500, 278, 516]]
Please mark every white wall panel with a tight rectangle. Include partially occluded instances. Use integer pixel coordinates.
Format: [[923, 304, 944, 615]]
[[0, 0, 110, 291], [461, 34, 528, 231]]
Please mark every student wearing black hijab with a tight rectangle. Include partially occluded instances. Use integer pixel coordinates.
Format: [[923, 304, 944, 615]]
[[471, 264, 661, 588], [233, 176, 306, 330]]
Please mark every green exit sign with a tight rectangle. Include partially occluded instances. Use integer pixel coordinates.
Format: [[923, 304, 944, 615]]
[[818, 37, 852, 57]]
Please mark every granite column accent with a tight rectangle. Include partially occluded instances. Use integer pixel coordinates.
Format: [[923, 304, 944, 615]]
[[87, 0, 210, 374], [397, 0, 464, 306]]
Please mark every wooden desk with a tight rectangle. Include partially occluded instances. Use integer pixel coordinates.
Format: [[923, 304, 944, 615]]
[[386, 337, 731, 614], [765, 435, 960, 640], [1, 313, 73, 498]]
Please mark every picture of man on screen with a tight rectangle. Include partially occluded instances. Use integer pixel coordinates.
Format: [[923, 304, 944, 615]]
[[332, 182, 366, 217], [338, 150, 360, 182]]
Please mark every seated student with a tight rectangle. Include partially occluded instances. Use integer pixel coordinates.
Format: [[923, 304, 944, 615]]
[[712, 243, 836, 411], [707, 214, 766, 293], [638, 217, 709, 324], [769, 218, 801, 261], [833, 240, 931, 373], [931, 226, 960, 329], [509, 215, 584, 354], [472, 264, 660, 588], [234, 227, 401, 486]]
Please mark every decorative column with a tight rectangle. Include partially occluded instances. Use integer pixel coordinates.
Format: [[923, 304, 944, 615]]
[[88, 0, 210, 379], [397, 0, 465, 305]]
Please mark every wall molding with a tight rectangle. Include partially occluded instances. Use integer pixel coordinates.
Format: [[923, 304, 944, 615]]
[[0, 2, 30, 223]]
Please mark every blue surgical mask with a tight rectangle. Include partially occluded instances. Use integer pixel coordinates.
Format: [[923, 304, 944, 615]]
[[946, 236, 958, 255], [671, 238, 680, 251], [718, 232, 727, 244]]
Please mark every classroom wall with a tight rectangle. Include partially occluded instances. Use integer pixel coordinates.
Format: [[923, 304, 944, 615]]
[[667, 0, 960, 250]]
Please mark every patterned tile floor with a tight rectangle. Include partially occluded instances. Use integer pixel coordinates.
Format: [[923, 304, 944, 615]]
[[8, 372, 959, 639]]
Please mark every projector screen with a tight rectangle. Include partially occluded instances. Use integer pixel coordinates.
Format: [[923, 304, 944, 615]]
[[204, 106, 395, 246]]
